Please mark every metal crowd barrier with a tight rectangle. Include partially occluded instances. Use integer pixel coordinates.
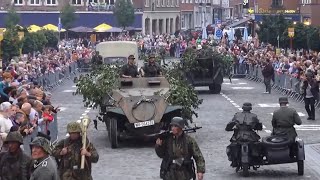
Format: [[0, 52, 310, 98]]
[[246, 65, 320, 109], [33, 63, 78, 91]]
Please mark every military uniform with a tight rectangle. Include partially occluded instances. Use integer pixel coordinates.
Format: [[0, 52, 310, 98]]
[[155, 117, 205, 180], [142, 62, 162, 77], [120, 64, 139, 77], [272, 97, 302, 141], [0, 131, 32, 180], [52, 122, 99, 180], [29, 137, 59, 180]]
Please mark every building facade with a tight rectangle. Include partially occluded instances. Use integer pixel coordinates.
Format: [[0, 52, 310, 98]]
[[0, 0, 143, 29], [180, 0, 194, 30], [299, 0, 320, 25], [142, 0, 180, 35]]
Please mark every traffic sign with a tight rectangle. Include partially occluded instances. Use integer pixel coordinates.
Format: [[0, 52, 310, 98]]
[[215, 29, 223, 38], [243, 0, 249, 8], [288, 28, 294, 37]]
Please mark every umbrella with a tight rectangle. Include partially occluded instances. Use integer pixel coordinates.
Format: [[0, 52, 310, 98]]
[[69, 26, 95, 33], [42, 24, 66, 32], [106, 27, 123, 33], [243, 27, 248, 41], [202, 27, 208, 40], [28, 25, 41, 32], [94, 23, 112, 32]]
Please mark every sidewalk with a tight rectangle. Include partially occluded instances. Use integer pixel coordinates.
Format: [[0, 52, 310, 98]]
[[305, 143, 320, 174]]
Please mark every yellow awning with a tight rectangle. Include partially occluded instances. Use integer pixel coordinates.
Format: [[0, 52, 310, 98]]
[[42, 24, 66, 32], [28, 25, 41, 32], [94, 23, 112, 32], [0, 28, 6, 32]]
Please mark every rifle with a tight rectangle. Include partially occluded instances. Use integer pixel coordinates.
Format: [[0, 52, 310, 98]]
[[80, 115, 91, 169], [152, 126, 202, 140]]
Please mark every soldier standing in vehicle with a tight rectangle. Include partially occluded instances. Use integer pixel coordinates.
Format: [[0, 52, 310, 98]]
[[140, 54, 162, 77], [0, 131, 32, 180], [120, 55, 139, 78], [52, 122, 99, 180], [29, 136, 59, 180], [155, 117, 205, 180], [272, 97, 302, 141], [225, 103, 262, 166]]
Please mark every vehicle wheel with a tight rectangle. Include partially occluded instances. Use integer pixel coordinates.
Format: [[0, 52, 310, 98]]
[[262, 135, 292, 148], [109, 118, 119, 149], [297, 160, 304, 175], [242, 163, 249, 177]]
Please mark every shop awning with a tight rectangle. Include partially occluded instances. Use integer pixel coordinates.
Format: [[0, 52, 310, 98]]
[[42, 24, 66, 32], [69, 26, 95, 33], [94, 23, 112, 32], [28, 24, 41, 32]]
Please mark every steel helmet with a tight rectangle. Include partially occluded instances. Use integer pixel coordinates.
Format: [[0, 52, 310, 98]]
[[242, 102, 252, 111], [170, 117, 185, 129], [67, 122, 82, 133], [4, 131, 23, 144], [30, 136, 52, 154]]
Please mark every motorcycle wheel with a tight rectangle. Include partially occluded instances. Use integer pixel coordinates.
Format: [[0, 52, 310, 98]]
[[242, 163, 249, 177], [297, 160, 304, 175]]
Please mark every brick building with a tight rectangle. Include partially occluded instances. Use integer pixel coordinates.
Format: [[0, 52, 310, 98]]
[[0, 0, 143, 29], [229, 0, 320, 25]]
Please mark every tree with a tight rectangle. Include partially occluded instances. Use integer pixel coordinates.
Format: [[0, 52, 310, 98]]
[[42, 30, 59, 48], [114, 0, 135, 30], [22, 31, 48, 54], [2, 30, 21, 62], [60, 3, 77, 30], [5, 7, 20, 29]]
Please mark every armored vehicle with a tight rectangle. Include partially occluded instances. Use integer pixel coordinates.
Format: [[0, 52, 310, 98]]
[[185, 56, 224, 94], [100, 77, 182, 148]]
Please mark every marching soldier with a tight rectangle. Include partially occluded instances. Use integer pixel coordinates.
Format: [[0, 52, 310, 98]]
[[155, 117, 205, 180], [52, 122, 99, 180], [29, 136, 59, 180], [0, 131, 32, 180]]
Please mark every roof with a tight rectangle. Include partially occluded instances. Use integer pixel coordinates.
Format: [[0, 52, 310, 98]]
[[0, 12, 142, 28]]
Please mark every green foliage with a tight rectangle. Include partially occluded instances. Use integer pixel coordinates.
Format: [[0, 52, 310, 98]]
[[22, 31, 48, 54], [42, 30, 59, 48], [60, 3, 77, 30], [75, 65, 120, 108], [114, 0, 135, 29], [2, 30, 21, 61], [257, 15, 320, 50], [5, 7, 20, 29]]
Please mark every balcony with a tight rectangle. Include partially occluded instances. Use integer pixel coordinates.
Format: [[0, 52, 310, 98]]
[[87, 2, 142, 12]]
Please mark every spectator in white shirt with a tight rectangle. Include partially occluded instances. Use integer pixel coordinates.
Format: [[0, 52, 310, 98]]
[[0, 102, 13, 150]]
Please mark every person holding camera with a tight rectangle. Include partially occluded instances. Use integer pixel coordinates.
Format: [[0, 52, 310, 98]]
[[300, 71, 319, 120]]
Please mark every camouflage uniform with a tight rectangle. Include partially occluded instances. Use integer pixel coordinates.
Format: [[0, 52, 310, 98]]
[[52, 122, 99, 180], [29, 137, 59, 180], [0, 131, 32, 180], [155, 117, 205, 180]]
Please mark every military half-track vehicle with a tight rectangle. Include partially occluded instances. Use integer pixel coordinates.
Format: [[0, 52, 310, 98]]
[[100, 77, 182, 148], [185, 56, 224, 94]]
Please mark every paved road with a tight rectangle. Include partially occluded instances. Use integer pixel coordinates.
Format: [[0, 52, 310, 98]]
[[50, 72, 320, 179]]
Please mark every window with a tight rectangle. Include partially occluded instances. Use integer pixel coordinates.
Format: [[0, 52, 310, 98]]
[[182, 0, 185, 3], [46, 0, 57, 5], [302, 0, 311, 4], [156, 0, 160, 7], [71, 0, 82, 5], [272, 0, 283, 7], [89, 0, 98, 3], [162, 0, 165, 6], [13, 0, 23, 5], [29, 0, 41, 5]]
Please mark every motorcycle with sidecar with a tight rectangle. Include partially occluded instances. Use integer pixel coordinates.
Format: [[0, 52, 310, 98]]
[[226, 122, 305, 177]]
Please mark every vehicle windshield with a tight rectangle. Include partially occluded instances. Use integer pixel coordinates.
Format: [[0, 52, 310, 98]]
[[104, 57, 127, 65]]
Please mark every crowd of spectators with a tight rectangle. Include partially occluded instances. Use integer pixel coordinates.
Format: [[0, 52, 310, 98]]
[[0, 38, 96, 152]]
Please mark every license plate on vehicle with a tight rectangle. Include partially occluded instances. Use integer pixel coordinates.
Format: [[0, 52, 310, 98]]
[[134, 120, 155, 128]]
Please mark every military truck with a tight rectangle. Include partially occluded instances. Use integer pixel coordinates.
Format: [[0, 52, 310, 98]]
[[100, 77, 182, 148], [185, 56, 224, 94]]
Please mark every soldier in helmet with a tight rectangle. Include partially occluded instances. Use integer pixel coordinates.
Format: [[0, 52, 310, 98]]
[[29, 136, 59, 180], [0, 131, 32, 180], [155, 117, 205, 180], [272, 97, 302, 141], [140, 54, 162, 77], [52, 121, 99, 180], [225, 103, 262, 167]]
